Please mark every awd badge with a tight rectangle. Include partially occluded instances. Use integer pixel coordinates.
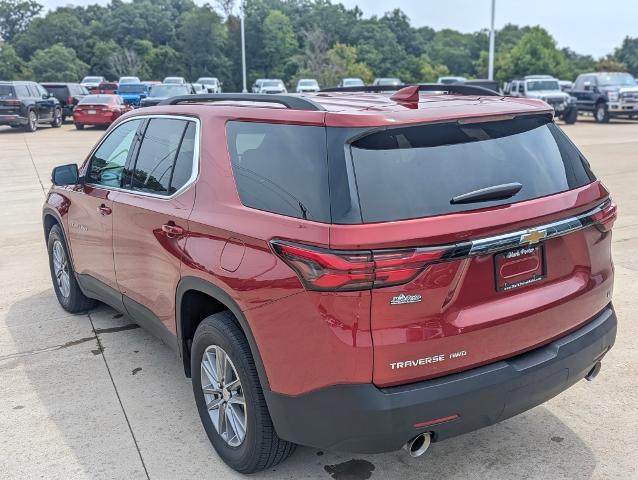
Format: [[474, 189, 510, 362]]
[[390, 293, 422, 305]]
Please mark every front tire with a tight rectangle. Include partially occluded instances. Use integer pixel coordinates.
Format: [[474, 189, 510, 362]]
[[191, 312, 295, 474], [595, 102, 610, 123], [47, 224, 96, 313]]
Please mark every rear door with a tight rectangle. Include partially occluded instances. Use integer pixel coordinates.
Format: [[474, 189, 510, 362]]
[[112, 116, 198, 341], [328, 116, 614, 387]]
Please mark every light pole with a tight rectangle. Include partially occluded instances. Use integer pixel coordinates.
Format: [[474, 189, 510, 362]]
[[488, 0, 496, 80], [240, 1, 247, 93]]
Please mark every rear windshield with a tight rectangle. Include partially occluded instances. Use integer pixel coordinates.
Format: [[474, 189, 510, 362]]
[[226, 121, 331, 222], [79, 95, 114, 105], [348, 117, 595, 223], [150, 85, 189, 97], [0, 85, 15, 98], [118, 84, 146, 93], [43, 85, 67, 98]]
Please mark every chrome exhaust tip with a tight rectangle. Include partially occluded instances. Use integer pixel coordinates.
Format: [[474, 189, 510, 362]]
[[586, 361, 602, 381], [404, 432, 432, 458]]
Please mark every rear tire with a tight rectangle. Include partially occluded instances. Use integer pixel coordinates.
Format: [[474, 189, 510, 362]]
[[75, 123, 84, 130], [191, 312, 296, 473], [594, 102, 610, 123], [563, 107, 578, 124], [47, 224, 96, 313], [51, 107, 62, 128], [24, 110, 37, 132]]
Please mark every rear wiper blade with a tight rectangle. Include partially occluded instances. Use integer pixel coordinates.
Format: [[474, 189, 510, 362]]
[[450, 182, 522, 205]]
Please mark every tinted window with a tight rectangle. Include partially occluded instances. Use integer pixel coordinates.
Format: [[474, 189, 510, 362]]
[[226, 122, 330, 222], [14, 85, 29, 97], [88, 119, 141, 187], [129, 118, 189, 195], [169, 122, 196, 193], [79, 95, 115, 105], [0, 85, 15, 98], [43, 85, 67, 100], [348, 117, 595, 223]]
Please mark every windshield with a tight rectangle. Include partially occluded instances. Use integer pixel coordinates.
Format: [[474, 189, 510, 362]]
[[262, 80, 283, 87], [197, 78, 217, 84], [343, 78, 364, 86], [149, 85, 189, 97], [377, 78, 401, 85], [118, 84, 146, 93], [79, 95, 115, 105], [119, 77, 140, 84], [164, 78, 184, 84], [298, 80, 318, 87], [597, 73, 636, 86], [527, 80, 560, 91], [82, 77, 102, 83]]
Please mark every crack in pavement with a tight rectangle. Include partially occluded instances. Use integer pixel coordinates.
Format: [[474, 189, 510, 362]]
[[23, 138, 47, 196], [0, 323, 140, 362], [88, 313, 151, 480]]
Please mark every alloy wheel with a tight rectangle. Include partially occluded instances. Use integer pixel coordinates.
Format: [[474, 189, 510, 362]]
[[200, 345, 247, 447], [29, 111, 37, 131], [52, 240, 71, 298]]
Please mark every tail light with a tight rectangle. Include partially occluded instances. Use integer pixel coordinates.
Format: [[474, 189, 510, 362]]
[[1, 99, 20, 106], [271, 240, 446, 291], [591, 200, 617, 232]]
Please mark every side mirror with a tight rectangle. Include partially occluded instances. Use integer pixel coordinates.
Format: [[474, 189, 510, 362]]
[[52, 164, 80, 186]]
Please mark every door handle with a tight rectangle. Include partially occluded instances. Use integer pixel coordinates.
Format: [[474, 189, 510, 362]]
[[97, 204, 112, 215], [161, 223, 184, 236]]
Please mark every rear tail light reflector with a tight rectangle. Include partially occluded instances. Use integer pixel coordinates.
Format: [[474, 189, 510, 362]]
[[591, 200, 617, 232], [271, 240, 446, 291]]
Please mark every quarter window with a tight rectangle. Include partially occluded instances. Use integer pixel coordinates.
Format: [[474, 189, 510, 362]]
[[87, 119, 142, 187]]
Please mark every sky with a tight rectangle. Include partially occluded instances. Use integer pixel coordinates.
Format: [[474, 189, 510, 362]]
[[39, 0, 638, 58]]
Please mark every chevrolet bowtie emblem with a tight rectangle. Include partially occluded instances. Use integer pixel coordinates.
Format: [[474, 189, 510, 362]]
[[521, 229, 547, 245]]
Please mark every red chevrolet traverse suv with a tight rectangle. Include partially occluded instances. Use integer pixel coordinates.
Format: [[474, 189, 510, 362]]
[[43, 85, 617, 473]]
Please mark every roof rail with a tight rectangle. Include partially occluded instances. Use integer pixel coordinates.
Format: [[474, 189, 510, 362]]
[[320, 83, 500, 97], [158, 93, 325, 111]]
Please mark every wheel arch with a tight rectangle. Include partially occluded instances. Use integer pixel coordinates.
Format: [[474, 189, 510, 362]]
[[176, 276, 270, 390]]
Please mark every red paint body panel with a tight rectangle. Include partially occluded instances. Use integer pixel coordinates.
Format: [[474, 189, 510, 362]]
[[43, 92, 614, 398]]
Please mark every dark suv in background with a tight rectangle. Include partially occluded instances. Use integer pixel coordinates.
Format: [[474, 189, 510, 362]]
[[569, 72, 638, 123], [0, 81, 62, 132], [41, 82, 89, 122]]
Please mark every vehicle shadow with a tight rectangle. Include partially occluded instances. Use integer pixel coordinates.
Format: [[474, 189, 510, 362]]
[[2, 291, 598, 480]]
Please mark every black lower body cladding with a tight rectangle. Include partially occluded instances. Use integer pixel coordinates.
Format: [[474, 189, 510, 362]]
[[264, 304, 616, 453]]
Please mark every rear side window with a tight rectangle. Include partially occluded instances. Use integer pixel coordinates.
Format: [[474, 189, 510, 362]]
[[349, 117, 595, 223], [226, 121, 330, 222], [0, 85, 15, 98], [14, 85, 29, 97], [44, 85, 67, 100], [129, 118, 196, 195]]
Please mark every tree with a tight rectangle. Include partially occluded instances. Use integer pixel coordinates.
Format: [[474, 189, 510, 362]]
[[28, 43, 88, 81], [428, 29, 479, 77], [262, 10, 298, 79], [0, 0, 42, 42], [499, 27, 571, 81], [89, 40, 123, 80], [177, 6, 230, 81], [0, 43, 29, 79], [595, 57, 627, 72], [147, 45, 184, 80], [420, 54, 449, 82], [614, 37, 638, 75]]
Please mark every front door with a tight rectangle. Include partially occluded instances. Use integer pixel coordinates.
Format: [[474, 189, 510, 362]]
[[112, 116, 198, 340], [67, 118, 143, 299]]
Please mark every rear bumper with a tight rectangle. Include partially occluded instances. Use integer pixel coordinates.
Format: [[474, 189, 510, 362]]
[[265, 304, 617, 453], [0, 114, 26, 126]]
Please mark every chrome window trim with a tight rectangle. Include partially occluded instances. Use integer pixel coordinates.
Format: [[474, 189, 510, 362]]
[[84, 114, 201, 200]]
